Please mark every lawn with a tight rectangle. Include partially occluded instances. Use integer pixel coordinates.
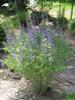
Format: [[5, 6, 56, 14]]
[[37, 2, 75, 20]]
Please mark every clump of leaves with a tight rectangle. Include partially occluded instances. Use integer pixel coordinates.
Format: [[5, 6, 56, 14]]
[[4, 32, 72, 94]]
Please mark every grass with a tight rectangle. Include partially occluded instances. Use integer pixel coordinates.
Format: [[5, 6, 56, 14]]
[[37, 2, 75, 20], [50, 3, 75, 19], [65, 93, 75, 100]]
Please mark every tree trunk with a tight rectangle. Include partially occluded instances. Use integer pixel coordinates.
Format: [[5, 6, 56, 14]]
[[15, 0, 25, 10], [59, 2, 62, 18], [62, 3, 65, 17], [15, 0, 28, 28], [70, 1, 74, 21]]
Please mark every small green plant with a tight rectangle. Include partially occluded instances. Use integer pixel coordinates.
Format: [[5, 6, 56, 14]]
[[4, 32, 72, 94], [68, 19, 75, 35]]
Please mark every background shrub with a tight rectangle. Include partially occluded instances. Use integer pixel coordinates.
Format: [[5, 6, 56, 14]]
[[68, 19, 75, 35], [0, 24, 6, 47], [8, 1, 16, 14], [57, 16, 68, 30], [31, 11, 42, 25]]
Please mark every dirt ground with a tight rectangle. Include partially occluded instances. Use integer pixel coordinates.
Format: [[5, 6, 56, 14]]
[[0, 68, 63, 100]]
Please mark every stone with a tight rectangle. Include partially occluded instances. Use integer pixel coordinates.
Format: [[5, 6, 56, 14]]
[[12, 75, 21, 80], [0, 70, 4, 76], [67, 66, 74, 69]]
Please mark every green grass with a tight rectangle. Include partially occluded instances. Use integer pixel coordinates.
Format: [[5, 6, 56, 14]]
[[37, 2, 75, 20], [52, 3, 75, 19], [65, 93, 75, 100]]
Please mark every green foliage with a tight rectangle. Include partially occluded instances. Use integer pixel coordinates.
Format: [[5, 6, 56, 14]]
[[53, 36, 72, 71], [68, 19, 75, 35], [2, 15, 20, 28], [8, 1, 16, 13], [57, 16, 68, 29], [65, 93, 75, 100], [4, 32, 72, 94], [17, 10, 28, 22], [16, 10, 28, 27], [0, 24, 6, 46], [11, 16, 20, 28]]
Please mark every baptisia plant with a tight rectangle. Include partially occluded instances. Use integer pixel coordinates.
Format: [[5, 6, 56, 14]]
[[4, 32, 72, 94]]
